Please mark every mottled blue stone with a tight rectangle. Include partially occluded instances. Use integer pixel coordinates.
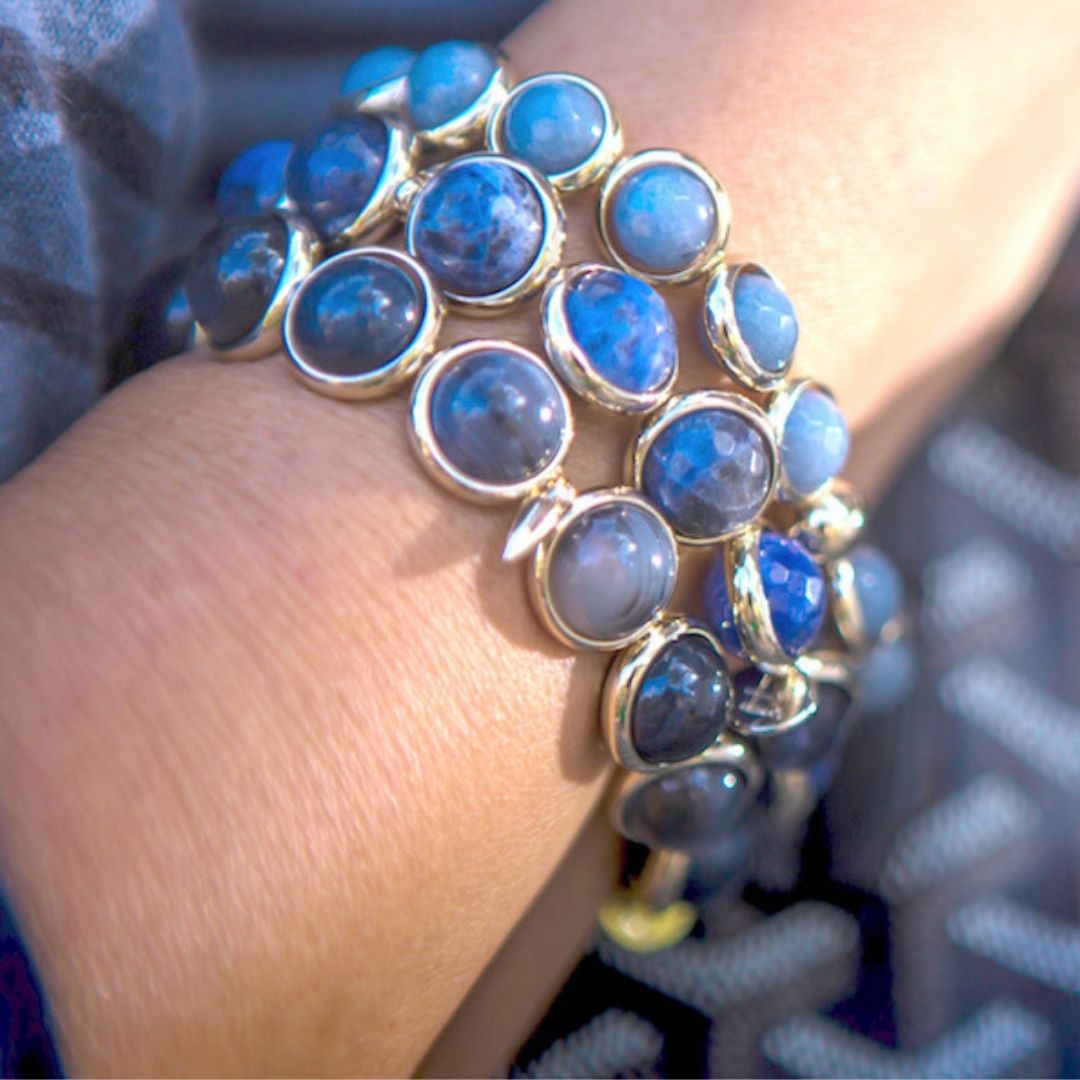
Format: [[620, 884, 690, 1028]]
[[860, 638, 916, 713], [285, 115, 388, 240], [546, 501, 676, 644], [563, 268, 676, 396], [411, 159, 544, 297], [704, 532, 826, 659], [216, 140, 292, 218], [781, 387, 850, 496], [288, 254, 423, 377], [631, 635, 731, 765], [429, 348, 566, 485], [341, 45, 416, 96], [732, 270, 798, 373], [849, 544, 904, 640], [609, 163, 716, 274], [641, 407, 773, 540], [502, 78, 604, 176], [184, 215, 288, 348], [407, 40, 495, 129]]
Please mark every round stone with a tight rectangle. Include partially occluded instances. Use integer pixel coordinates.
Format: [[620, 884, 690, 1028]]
[[732, 270, 799, 373], [285, 115, 388, 241], [502, 78, 604, 176], [609, 163, 716, 274], [860, 637, 916, 712], [640, 406, 774, 540], [429, 348, 567, 486], [411, 158, 545, 297], [546, 501, 676, 645], [341, 45, 416, 96], [407, 40, 496, 129], [287, 253, 424, 379], [564, 268, 676, 396], [184, 215, 289, 349], [216, 140, 292, 218], [849, 544, 904, 639], [781, 388, 850, 496], [631, 635, 731, 765], [704, 532, 826, 659]]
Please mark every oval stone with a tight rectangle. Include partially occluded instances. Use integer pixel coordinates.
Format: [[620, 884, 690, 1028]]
[[732, 270, 799, 373], [546, 501, 676, 645], [849, 544, 904, 639], [341, 45, 416, 96], [216, 140, 292, 218], [781, 387, 850, 496], [407, 40, 495, 129], [184, 215, 289, 349], [502, 78, 604, 176], [640, 406, 774, 540], [860, 637, 916, 712]]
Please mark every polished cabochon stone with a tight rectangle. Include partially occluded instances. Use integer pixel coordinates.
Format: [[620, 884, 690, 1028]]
[[781, 387, 850, 496], [341, 45, 416, 96], [502, 77, 604, 176], [732, 269, 799, 373], [216, 140, 292, 218], [407, 40, 496, 129], [849, 543, 904, 639]]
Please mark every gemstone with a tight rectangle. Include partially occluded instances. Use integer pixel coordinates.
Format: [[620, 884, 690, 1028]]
[[640, 405, 774, 540], [502, 78, 604, 176], [287, 253, 424, 378], [216, 140, 292, 218], [546, 500, 676, 644], [704, 532, 826, 659], [563, 268, 676, 395], [407, 40, 496, 129], [429, 347, 567, 486], [631, 635, 731, 765], [411, 158, 545, 297], [608, 163, 716, 274], [621, 763, 751, 852], [184, 215, 289, 348], [860, 637, 916, 712], [849, 544, 904, 639], [285, 115, 388, 240], [781, 387, 850, 496], [124, 259, 195, 371], [341, 45, 416, 96], [732, 270, 799, 373]]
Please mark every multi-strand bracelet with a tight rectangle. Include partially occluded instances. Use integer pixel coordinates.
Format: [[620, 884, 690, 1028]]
[[176, 40, 910, 951]]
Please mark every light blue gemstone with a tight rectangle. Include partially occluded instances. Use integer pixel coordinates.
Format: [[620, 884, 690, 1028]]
[[502, 78, 604, 176], [407, 40, 496, 129], [781, 388, 849, 496], [609, 163, 716, 274], [732, 270, 798, 373], [216, 140, 292, 218], [860, 638, 916, 713], [849, 544, 904, 639], [341, 45, 416, 96]]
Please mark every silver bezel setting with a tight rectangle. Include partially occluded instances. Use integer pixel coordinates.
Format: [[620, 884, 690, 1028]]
[[487, 72, 623, 192], [767, 377, 846, 503], [283, 247, 443, 401], [409, 338, 573, 505], [788, 477, 866, 559], [597, 149, 731, 286]]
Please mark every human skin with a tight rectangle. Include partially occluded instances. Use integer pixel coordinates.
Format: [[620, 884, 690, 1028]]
[[0, 0, 1079, 1076]]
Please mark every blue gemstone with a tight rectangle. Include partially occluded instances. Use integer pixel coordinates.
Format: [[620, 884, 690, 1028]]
[[411, 158, 544, 297], [407, 40, 496, 129], [216, 140, 292, 218], [563, 268, 676, 396], [285, 115, 388, 241], [502, 78, 604, 176], [860, 638, 916, 712], [704, 532, 826, 659], [732, 270, 798, 373], [641, 406, 773, 540], [631, 635, 731, 765], [341, 45, 416, 96], [781, 387, 849, 496], [184, 215, 289, 348], [288, 253, 423, 378], [849, 544, 904, 639], [609, 163, 716, 274]]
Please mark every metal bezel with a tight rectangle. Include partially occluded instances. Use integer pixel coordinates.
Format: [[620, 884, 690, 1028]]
[[788, 477, 866, 559], [529, 486, 677, 652], [409, 338, 573, 505], [767, 377, 846, 503], [724, 525, 793, 673], [334, 73, 411, 120], [502, 473, 579, 563], [702, 262, 795, 390], [597, 149, 731, 286], [487, 72, 623, 192], [539, 263, 677, 414], [404, 152, 566, 315], [283, 247, 443, 400], [628, 390, 780, 545], [828, 553, 869, 652]]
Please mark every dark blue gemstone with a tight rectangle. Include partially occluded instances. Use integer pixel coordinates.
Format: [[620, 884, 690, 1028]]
[[123, 259, 195, 374], [285, 116, 388, 240], [411, 159, 545, 297], [184, 215, 289, 348], [216, 140, 292, 218], [564, 268, 676, 395]]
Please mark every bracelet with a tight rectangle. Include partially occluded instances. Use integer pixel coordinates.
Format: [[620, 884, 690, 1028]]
[[177, 39, 911, 952]]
